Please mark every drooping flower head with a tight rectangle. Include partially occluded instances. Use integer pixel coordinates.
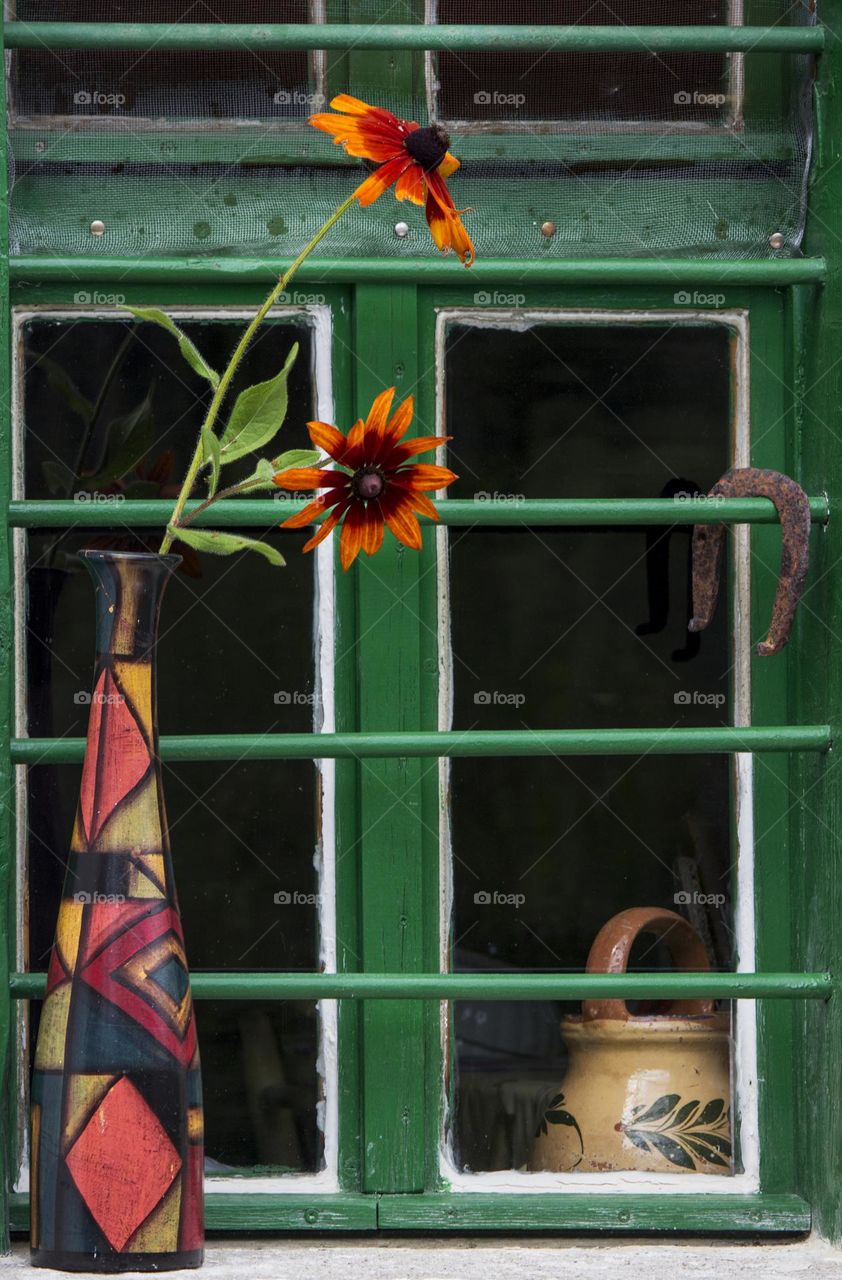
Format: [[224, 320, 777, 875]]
[[309, 95, 475, 267], [274, 388, 457, 570]]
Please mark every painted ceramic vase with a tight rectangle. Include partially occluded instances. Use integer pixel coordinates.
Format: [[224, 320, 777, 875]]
[[529, 908, 732, 1176], [30, 550, 203, 1272]]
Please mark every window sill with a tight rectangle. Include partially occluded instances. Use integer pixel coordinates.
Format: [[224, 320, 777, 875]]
[[2, 1237, 840, 1278]]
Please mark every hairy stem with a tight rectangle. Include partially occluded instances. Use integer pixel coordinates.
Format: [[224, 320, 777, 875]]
[[160, 191, 357, 555]]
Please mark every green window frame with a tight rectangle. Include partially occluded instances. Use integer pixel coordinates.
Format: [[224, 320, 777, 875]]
[[2, 5, 842, 1248]]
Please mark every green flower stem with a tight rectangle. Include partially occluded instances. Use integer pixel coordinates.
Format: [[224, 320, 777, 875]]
[[160, 190, 358, 555], [176, 476, 267, 528]]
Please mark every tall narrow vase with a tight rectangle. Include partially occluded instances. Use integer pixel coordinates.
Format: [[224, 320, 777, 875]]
[[31, 550, 203, 1272]]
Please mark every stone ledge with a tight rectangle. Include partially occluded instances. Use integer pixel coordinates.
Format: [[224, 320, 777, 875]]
[[3, 1238, 842, 1280]]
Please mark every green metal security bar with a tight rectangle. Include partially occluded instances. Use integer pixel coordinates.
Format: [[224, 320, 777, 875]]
[[9, 972, 834, 1001], [2, 23, 826, 53]]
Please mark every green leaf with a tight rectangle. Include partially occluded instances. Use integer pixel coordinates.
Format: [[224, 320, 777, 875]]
[[127, 307, 219, 388], [271, 448, 321, 471], [170, 526, 286, 567], [201, 428, 221, 498], [218, 343, 299, 465]]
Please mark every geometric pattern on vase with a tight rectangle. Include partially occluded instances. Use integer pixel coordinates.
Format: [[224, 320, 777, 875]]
[[31, 551, 203, 1270], [65, 1076, 181, 1253]]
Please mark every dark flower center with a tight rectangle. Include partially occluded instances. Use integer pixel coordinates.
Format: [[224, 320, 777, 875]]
[[352, 464, 386, 501], [404, 123, 450, 172]]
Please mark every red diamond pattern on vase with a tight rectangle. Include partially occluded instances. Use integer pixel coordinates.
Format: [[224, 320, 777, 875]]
[[80, 667, 151, 846], [65, 1075, 182, 1252]]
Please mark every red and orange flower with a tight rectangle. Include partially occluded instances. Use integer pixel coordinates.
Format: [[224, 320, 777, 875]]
[[310, 94, 475, 267], [274, 388, 457, 570]]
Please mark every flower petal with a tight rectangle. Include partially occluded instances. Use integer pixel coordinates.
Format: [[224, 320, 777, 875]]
[[301, 500, 350, 554], [307, 419, 350, 462], [381, 490, 423, 551], [339, 501, 369, 570], [425, 171, 476, 267], [354, 156, 410, 208], [272, 467, 345, 490], [361, 503, 386, 556], [384, 394, 415, 443], [399, 463, 458, 492], [280, 493, 338, 529], [438, 151, 461, 179], [395, 163, 426, 205], [391, 434, 451, 461], [392, 485, 439, 522], [365, 387, 397, 441]]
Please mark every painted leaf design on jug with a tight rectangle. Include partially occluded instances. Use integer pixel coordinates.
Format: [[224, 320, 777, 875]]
[[536, 1092, 585, 1168], [617, 1094, 732, 1171]]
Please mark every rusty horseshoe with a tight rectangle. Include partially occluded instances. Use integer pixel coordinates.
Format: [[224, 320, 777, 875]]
[[688, 467, 811, 657]]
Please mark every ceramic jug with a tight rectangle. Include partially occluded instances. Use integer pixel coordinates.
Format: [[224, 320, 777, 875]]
[[529, 907, 732, 1175]]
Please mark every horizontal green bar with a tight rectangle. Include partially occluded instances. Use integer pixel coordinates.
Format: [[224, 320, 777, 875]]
[[9, 1193, 378, 1233], [3, 23, 825, 53], [10, 257, 828, 287], [10, 971, 833, 1001], [377, 1193, 812, 1233], [10, 726, 831, 765], [6, 497, 830, 529], [8, 1192, 809, 1234]]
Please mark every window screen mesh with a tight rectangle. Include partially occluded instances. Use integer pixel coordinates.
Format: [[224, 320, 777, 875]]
[[8, 2, 816, 260]]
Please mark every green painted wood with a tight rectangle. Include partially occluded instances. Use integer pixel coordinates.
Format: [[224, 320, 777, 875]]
[[8, 1193, 378, 1233], [375, 1192, 812, 1232], [6, 497, 830, 529], [10, 971, 833, 1001], [3, 23, 826, 53], [353, 281, 427, 1193], [9, 258, 828, 286], [10, 725, 831, 764], [793, 0, 842, 1242], [0, 12, 13, 1253]]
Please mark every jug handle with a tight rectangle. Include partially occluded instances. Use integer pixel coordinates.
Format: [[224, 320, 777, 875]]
[[583, 906, 715, 1022]]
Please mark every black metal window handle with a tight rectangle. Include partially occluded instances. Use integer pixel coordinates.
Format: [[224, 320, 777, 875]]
[[688, 467, 812, 657]]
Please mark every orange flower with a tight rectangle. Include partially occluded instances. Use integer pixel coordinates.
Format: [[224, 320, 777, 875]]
[[274, 388, 457, 571], [309, 94, 475, 267]]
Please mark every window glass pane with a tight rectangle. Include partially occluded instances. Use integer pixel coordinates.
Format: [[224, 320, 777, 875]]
[[443, 318, 739, 1176], [12, 1, 317, 121], [20, 314, 329, 1176], [433, 0, 732, 124]]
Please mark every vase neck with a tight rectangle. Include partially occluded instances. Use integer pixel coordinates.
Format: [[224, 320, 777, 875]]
[[81, 550, 180, 660]]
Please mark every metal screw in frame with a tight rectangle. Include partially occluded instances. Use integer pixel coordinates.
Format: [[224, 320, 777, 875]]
[[769, 231, 786, 250], [541, 221, 557, 238], [90, 220, 106, 237], [394, 222, 410, 239]]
